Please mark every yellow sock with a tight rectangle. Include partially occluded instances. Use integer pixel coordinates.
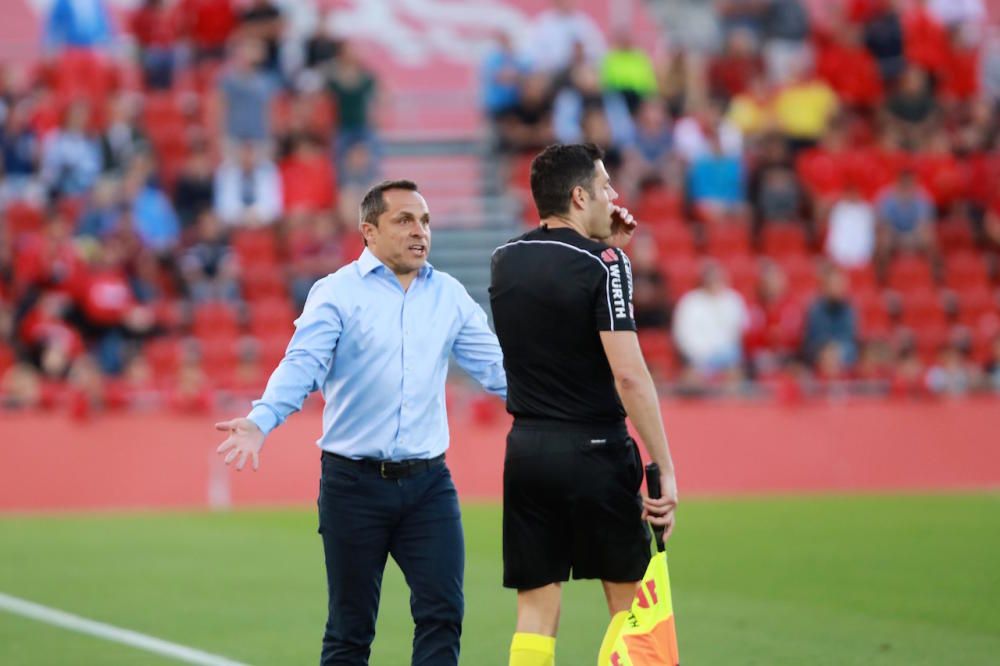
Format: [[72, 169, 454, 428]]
[[509, 632, 556, 666]]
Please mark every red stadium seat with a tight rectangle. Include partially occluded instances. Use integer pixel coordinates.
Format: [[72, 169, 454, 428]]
[[854, 290, 891, 339], [944, 252, 991, 292], [705, 222, 751, 258], [231, 228, 279, 265], [199, 338, 239, 377], [779, 255, 819, 298], [887, 255, 935, 291], [145, 337, 182, 378], [3, 202, 44, 237], [957, 287, 1000, 330], [635, 187, 682, 225], [937, 219, 976, 253], [845, 266, 879, 293], [761, 224, 809, 258], [720, 254, 757, 297], [661, 254, 700, 295], [899, 289, 947, 330], [649, 223, 696, 258], [242, 268, 288, 301], [637, 330, 677, 378], [249, 297, 296, 337], [192, 302, 241, 340]]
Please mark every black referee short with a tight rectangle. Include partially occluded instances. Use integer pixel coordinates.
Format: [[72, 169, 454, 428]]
[[502, 418, 651, 590]]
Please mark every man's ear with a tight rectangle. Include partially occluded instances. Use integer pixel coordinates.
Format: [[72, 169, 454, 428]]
[[360, 222, 376, 246], [571, 185, 587, 210]]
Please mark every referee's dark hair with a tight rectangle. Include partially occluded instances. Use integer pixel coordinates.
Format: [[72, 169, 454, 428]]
[[359, 179, 420, 229], [529, 143, 604, 219]]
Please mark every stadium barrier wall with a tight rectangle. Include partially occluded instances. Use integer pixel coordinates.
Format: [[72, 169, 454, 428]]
[[1, 398, 998, 511]]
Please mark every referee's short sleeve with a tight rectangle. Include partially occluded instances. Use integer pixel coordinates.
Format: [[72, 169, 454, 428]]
[[593, 247, 637, 332]]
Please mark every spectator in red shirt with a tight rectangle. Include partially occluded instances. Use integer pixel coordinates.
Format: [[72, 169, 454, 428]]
[[939, 28, 980, 102], [913, 131, 966, 210], [12, 213, 82, 297], [816, 23, 883, 109], [745, 260, 804, 377], [709, 28, 763, 100], [18, 291, 84, 378], [902, 0, 950, 77], [77, 238, 155, 374], [280, 133, 336, 214], [178, 0, 236, 63], [130, 0, 180, 89]]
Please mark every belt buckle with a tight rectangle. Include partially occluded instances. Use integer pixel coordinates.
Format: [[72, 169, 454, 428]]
[[380, 461, 405, 479]]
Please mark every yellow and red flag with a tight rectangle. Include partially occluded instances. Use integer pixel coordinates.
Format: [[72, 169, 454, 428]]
[[598, 462, 679, 665], [597, 550, 679, 665]]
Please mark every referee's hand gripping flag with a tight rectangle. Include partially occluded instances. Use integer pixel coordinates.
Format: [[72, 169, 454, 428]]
[[597, 463, 680, 666]]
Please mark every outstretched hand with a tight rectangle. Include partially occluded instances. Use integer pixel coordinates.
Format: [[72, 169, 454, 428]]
[[215, 418, 265, 471]]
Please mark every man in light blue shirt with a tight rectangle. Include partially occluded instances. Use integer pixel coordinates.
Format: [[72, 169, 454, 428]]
[[215, 180, 506, 665]]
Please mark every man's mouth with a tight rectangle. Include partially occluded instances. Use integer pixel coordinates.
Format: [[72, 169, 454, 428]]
[[408, 244, 427, 256]]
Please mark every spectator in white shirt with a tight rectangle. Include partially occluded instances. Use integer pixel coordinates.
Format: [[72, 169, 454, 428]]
[[673, 260, 749, 375], [825, 184, 876, 269], [214, 141, 283, 226], [928, 0, 985, 31], [520, 0, 606, 73]]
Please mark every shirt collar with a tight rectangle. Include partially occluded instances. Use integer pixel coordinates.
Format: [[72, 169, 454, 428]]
[[356, 247, 434, 279]]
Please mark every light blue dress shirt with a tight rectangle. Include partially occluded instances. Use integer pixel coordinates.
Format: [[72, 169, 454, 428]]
[[247, 248, 507, 460]]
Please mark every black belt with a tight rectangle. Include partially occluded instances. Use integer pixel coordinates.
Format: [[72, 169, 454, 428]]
[[322, 451, 445, 479]]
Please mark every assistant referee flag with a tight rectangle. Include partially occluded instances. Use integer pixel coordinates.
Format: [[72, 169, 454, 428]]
[[597, 464, 680, 665]]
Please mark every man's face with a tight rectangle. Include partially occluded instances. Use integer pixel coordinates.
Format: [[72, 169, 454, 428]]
[[363, 189, 431, 277], [581, 160, 617, 240]]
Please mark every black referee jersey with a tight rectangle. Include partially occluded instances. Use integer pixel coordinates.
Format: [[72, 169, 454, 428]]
[[489, 224, 637, 425]]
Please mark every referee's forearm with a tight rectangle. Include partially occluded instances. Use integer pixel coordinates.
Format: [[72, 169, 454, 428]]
[[616, 371, 674, 473]]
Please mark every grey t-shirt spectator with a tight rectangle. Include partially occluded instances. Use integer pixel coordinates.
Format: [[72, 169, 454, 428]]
[[219, 70, 278, 142]]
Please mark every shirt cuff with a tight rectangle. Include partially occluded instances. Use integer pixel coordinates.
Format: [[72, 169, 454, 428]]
[[247, 404, 280, 436]]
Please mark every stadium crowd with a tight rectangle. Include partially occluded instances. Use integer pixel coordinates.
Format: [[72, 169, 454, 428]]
[[483, 0, 1000, 398], [0, 0, 999, 415]]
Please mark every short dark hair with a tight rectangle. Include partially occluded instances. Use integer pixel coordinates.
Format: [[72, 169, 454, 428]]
[[529, 143, 604, 219], [359, 179, 420, 228]]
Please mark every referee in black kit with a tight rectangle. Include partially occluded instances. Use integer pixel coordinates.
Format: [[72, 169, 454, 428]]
[[490, 143, 678, 666]]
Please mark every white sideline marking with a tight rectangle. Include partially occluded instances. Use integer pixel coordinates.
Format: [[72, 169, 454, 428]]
[[0, 592, 250, 666]]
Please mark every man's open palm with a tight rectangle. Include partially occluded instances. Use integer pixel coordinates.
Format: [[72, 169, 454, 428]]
[[215, 418, 265, 471]]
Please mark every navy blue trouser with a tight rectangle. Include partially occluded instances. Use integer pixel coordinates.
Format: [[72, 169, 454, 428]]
[[317, 453, 464, 665]]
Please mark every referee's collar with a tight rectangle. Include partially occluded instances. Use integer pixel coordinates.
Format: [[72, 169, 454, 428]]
[[356, 247, 434, 278]]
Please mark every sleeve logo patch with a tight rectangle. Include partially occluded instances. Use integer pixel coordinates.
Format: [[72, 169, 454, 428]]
[[601, 248, 618, 264]]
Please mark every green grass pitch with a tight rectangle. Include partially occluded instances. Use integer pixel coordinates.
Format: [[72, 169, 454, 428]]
[[1, 494, 998, 665]]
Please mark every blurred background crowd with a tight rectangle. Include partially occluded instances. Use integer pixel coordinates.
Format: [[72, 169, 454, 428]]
[[1, 0, 999, 416]]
